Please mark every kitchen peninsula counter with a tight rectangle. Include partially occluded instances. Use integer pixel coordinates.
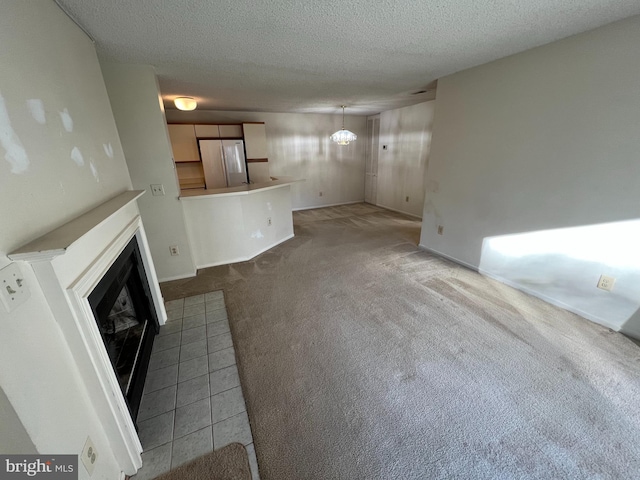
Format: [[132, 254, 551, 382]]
[[179, 177, 301, 268], [179, 177, 301, 199]]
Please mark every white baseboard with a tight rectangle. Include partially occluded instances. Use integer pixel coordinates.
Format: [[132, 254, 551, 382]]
[[418, 244, 478, 271], [479, 268, 619, 331], [419, 244, 619, 332], [293, 200, 362, 211], [376, 203, 422, 219], [196, 233, 295, 270], [158, 271, 197, 283]]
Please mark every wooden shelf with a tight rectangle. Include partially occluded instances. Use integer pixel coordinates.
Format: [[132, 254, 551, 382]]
[[180, 180, 206, 190], [176, 162, 205, 190]]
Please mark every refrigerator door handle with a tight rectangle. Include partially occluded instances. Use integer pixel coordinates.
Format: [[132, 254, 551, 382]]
[[220, 144, 229, 187]]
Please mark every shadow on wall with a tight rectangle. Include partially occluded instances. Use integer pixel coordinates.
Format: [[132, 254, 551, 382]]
[[272, 133, 358, 174], [279, 133, 355, 159], [621, 307, 640, 339], [478, 219, 640, 335]]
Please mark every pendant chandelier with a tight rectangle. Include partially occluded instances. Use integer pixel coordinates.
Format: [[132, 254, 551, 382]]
[[330, 105, 357, 145]]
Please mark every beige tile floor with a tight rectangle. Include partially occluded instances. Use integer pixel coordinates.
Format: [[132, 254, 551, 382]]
[[132, 290, 260, 480]]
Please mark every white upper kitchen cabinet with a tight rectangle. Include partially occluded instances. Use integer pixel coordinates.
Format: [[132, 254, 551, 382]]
[[167, 124, 200, 162], [219, 124, 244, 138], [242, 123, 268, 160]]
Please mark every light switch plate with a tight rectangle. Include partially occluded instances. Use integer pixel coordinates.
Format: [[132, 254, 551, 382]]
[[0, 263, 30, 312], [151, 184, 165, 196]]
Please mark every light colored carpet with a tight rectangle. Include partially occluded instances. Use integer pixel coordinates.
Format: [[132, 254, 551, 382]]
[[152, 443, 251, 480], [162, 203, 640, 479]]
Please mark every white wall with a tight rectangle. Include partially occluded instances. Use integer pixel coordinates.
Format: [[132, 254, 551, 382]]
[[420, 15, 640, 335], [166, 110, 366, 209], [0, 0, 132, 475], [0, 386, 37, 454], [376, 101, 434, 217], [182, 186, 294, 268], [101, 62, 197, 282]]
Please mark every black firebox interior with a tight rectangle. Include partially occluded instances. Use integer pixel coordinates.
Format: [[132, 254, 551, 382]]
[[88, 236, 158, 424]]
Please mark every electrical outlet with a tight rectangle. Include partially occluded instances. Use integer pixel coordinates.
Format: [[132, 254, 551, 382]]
[[267, 217, 272, 226], [405, 196, 409, 202], [437, 225, 444, 235], [81, 437, 98, 476], [319, 191, 323, 197], [597, 274, 615, 291], [150, 184, 165, 196], [0, 263, 30, 312], [169, 245, 180, 256]]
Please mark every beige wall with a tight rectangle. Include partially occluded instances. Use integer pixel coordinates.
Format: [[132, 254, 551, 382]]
[[420, 15, 640, 334], [166, 110, 366, 209], [376, 101, 435, 217], [0, 4, 131, 256], [0, 0, 132, 475], [101, 62, 197, 281]]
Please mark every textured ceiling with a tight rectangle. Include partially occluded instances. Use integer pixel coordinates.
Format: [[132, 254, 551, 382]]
[[56, 0, 640, 115]]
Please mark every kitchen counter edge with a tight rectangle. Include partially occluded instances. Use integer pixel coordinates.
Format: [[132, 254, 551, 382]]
[[179, 177, 303, 200]]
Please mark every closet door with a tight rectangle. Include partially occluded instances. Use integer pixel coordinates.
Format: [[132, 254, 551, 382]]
[[364, 115, 380, 205]]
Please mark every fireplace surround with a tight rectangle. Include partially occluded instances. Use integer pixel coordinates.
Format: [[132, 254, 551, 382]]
[[9, 191, 165, 476], [88, 236, 159, 422]]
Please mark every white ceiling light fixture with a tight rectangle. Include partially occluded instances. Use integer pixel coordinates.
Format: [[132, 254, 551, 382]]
[[174, 97, 197, 111], [330, 106, 357, 146]]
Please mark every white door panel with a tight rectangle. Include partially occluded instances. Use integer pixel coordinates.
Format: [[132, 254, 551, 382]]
[[199, 140, 226, 189], [222, 140, 248, 187], [364, 116, 380, 204]]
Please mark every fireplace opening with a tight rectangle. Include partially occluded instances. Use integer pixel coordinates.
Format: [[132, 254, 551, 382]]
[[88, 236, 158, 424]]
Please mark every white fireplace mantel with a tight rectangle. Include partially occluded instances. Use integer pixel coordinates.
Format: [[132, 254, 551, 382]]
[[8, 190, 166, 476], [10, 190, 145, 262]]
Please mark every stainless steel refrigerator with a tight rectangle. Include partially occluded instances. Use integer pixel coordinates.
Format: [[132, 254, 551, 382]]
[[199, 139, 248, 188]]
